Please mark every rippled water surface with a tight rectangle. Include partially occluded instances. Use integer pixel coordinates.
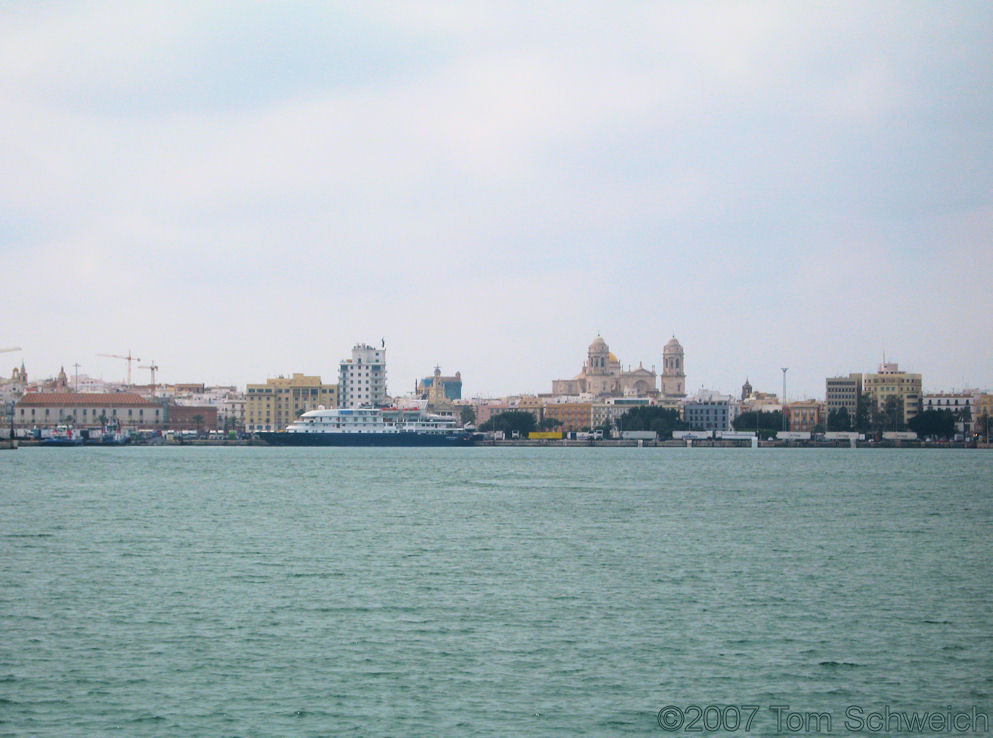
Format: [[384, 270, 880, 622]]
[[2, 447, 991, 735]]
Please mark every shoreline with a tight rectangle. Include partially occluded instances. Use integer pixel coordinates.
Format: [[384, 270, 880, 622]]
[[9, 438, 990, 450]]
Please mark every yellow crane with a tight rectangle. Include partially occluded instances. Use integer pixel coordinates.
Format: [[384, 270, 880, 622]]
[[0, 347, 22, 353], [97, 351, 141, 385], [139, 361, 160, 396]]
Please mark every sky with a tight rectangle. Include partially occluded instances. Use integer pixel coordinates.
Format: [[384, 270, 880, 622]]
[[2, 2, 991, 400]]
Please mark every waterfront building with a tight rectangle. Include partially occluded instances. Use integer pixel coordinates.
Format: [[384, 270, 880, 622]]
[[475, 402, 511, 427], [246, 374, 338, 433], [172, 385, 245, 431], [922, 392, 976, 435], [165, 404, 219, 432], [922, 392, 975, 415], [741, 391, 781, 414], [14, 392, 163, 430], [826, 373, 863, 423], [339, 343, 387, 408], [217, 395, 246, 431], [539, 402, 594, 432], [683, 390, 738, 432], [660, 337, 686, 398], [862, 362, 922, 427], [786, 400, 825, 433], [591, 397, 653, 431], [976, 394, 993, 436]]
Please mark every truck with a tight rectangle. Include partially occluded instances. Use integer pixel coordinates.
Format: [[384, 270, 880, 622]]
[[621, 430, 657, 441]]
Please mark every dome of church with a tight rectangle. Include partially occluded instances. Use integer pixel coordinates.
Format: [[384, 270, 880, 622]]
[[589, 336, 608, 352], [608, 352, 619, 363], [664, 337, 682, 352]]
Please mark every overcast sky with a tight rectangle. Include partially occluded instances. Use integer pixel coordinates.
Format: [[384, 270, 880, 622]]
[[2, 2, 991, 399]]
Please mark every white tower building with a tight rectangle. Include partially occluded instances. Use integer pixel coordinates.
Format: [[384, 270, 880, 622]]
[[339, 343, 388, 408]]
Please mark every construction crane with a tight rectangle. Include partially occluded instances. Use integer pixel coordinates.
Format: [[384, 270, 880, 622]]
[[0, 347, 22, 353], [97, 351, 141, 385], [139, 361, 159, 396]]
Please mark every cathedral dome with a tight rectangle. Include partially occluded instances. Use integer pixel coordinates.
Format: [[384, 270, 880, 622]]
[[589, 336, 608, 353], [664, 337, 682, 352]]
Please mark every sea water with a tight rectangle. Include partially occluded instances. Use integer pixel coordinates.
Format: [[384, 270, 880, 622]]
[[2, 447, 991, 735]]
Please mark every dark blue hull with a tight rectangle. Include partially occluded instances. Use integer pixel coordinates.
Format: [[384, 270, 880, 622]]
[[257, 431, 477, 447]]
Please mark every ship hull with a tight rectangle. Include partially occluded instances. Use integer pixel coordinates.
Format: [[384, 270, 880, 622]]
[[257, 431, 477, 447]]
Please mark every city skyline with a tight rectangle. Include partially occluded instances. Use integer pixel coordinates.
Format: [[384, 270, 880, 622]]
[[2, 3, 991, 398], [1, 335, 986, 404]]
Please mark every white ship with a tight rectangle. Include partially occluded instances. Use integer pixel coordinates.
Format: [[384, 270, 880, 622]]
[[257, 407, 477, 446]]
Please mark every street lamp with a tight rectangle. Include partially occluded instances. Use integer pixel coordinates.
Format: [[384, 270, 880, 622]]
[[782, 368, 789, 432]]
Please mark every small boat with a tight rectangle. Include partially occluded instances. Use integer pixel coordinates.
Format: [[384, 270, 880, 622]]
[[41, 424, 83, 447], [83, 422, 131, 446]]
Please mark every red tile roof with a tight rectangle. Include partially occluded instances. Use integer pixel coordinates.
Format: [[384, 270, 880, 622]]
[[17, 392, 159, 408]]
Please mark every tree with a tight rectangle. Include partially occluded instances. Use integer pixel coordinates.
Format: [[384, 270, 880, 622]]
[[479, 411, 536, 437], [908, 409, 955, 439], [881, 395, 904, 432], [732, 410, 783, 439], [956, 406, 972, 436], [459, 406, 477, 426], [617, 406, 688, 440], [855, 392, 872, 433], [827, 407, 852, 432], [192, 414, 205, 437], [538, 417, 563, 431]]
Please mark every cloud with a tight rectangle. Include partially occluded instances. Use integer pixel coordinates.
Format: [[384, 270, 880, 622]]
[[2, 2, 992, 395]]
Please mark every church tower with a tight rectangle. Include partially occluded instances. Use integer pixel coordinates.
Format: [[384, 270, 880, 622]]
[[55, 365, 69, 391], [741, 378, 753, 402], [661, 337, 686, 397], [586, 336, 610, 376]]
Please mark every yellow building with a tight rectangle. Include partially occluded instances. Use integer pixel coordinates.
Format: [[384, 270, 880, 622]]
[[786, 400, 825, 432], [862, 362, 922, 427], [245, 374, 338, 432], [975, 393, 993, 437], [541, 402, 594, 432]]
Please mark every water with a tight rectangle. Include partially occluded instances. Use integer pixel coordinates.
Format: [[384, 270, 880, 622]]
[[2, 447, 991, 735]]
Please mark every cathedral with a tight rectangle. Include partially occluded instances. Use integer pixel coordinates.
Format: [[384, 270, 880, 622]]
[[551, 335, 686, 399]]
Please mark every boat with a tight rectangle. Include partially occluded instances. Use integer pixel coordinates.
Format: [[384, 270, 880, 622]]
[[41, 424, 84, 447], [257, 407, 478, 446], [82, 422, 131, 446]]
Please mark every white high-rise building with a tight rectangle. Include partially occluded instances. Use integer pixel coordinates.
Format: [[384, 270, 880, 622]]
[[339, 343, 388, 408]]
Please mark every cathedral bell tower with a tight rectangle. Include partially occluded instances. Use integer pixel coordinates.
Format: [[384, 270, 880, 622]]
[[661, 337, 686, 397]]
